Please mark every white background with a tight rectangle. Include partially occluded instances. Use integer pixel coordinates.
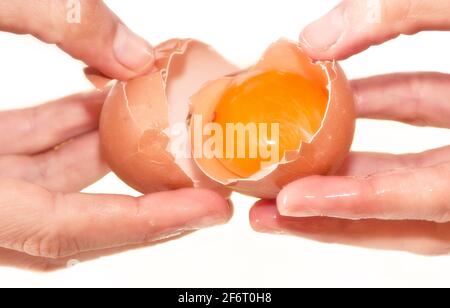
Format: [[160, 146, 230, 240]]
[[0, 0, 450, 287]]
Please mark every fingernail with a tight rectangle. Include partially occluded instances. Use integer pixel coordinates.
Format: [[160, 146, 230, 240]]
[[250, 202, 286, 234], [148, 215, 228, 242], [151, 228, 186, 242], [277, 188, 320, 217], [113, 24, 155, 73], [185, 214, 229, 230], [278, 178, 363, 217], [252, 217, 286, 235], [300, 5, 345, 52]]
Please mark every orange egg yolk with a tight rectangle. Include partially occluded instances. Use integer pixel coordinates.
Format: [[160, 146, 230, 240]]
[[213, 70, 328, 178]]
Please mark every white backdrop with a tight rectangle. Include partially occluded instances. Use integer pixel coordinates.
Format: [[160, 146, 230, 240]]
[[0, 0, 449, 287]]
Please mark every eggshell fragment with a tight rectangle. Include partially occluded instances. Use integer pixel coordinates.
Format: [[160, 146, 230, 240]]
[[97, 39, 237, 196], [190, 40, 356, 199]]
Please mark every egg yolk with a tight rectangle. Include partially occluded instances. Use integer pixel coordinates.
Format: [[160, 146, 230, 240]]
[[213, 70, 328, 178]]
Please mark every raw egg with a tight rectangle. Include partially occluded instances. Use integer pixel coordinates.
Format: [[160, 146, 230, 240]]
[[212, 70, 328, 178], [87, 39, 355, 199]]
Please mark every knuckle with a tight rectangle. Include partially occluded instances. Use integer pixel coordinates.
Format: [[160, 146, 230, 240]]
[[29, 1, 67, 44], [358, 175, 381, 216], [22, 232, 63, 259], [403, 74, 427, 125], [21, 228, 79, 259], [21, 193, 80, 259], [388, 0, 421, 34], [360, 173, 407, 220], [44, 0, 100, 45], [61, 0, 113, 41], [358, 0, 419, 34]]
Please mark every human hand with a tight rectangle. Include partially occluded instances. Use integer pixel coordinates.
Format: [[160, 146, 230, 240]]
[[250, 0, 450, 255], [0, 0, 231, 270]]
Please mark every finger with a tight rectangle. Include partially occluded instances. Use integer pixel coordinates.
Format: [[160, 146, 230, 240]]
[[33, 132, 109, 192], [0, 90, 106, 155], [0, 132, 109, 192], [277, 162, 450, 222], [337, 146, 450, 177], [250, 201, 450, 256], [0, 179, 232, 258], [0, 235, 190, 272], [299, 0, 450, 60], [352, 73, 450, 128], [0, 0, 154, 80]]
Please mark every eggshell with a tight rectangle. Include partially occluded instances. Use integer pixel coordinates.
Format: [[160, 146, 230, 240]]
[[97, 39, 238, 196], [190, 40, 356, 199], [93, 38, 355, 200]]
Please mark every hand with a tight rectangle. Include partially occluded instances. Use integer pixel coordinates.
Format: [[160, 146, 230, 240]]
[[0, 0, 231, 271], [250, 0, 450, 255]]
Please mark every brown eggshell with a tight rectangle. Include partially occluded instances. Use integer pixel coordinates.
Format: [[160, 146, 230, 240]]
[[98, 39, 238, 196], [190, 39, 356, 199]]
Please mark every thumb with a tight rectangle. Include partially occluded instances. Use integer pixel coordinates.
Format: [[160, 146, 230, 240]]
[[0, 179, 232, 258], [299, 0, 450, 60], [0, 0, 155, 80]]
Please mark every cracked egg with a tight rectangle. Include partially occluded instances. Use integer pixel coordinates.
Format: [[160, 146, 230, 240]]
[[86, 39, 355, 199]]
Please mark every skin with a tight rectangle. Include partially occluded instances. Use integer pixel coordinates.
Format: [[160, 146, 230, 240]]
[[250, 0, 450, 255], [0, 0, 232, 271]]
